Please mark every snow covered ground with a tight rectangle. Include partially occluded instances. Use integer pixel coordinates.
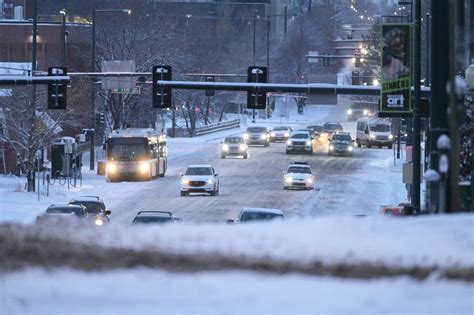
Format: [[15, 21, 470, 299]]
[[1, 100, 473, 314]]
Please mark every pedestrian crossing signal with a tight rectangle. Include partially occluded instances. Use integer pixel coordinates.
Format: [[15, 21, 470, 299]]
[[47, 67, 67, 110]]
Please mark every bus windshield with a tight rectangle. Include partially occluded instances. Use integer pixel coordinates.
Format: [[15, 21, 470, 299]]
[[107, 138, 148, 161]]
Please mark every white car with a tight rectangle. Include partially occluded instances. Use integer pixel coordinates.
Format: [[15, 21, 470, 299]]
[[221, 136, 249, 159], [180, 164, 219, 196], [269, 126, 291, 142], [283, 162, 315, 190]]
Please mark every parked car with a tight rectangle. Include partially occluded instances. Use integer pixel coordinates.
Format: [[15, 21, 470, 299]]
[[269, 126, 292, 142], [323, 122, 344, 139], [180, 164, 219, 196], [69, 196, 112, 224], [227, 207, 284, 223], [221, 136, 248, 159], [328, 132, 355, 156], [243, 126, 270, 146], [132, 211, 182, 224], [283, 162, 315, 190], [286, 131, 313, 155]]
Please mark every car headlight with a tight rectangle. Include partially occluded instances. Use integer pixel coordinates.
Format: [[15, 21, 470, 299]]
[[286, 140, 292, 145], [306, 177, 313, 184], [243, 134, 249, 140], [329, 145, 334, 151], [284, 132, 290, 137], [181, 179, 190, 185], [370, 134, 376, 139], [106, 162, 117, 173], [222, 144, 229, 152], [389, 134, 394, 140], [284, 176, 292, 183], [271, 132, 276, 137], [363, 109, 369, 115], [139, 161, 150, 173], [239, 144, 247, 151], [305, 140, 311, 146], [347, 109, 353, 115], [261, 134, 267, 140], [94, 218, 104, 226], [348, 146, 353, 151], [207, 179, 214, 184]]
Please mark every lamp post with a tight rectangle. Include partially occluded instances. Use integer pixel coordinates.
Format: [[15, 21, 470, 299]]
[[59, 9, 66, 66], [466, 61, 474, 212], [90, 8, 131, 171]]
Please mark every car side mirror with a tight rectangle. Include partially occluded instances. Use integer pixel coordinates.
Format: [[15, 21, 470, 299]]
[[215, 173, 219, 177], [105, 210, 111, 215], [365, 129, 369, 134], [352, 140, 355, 142], [226, 219, 235, 224]]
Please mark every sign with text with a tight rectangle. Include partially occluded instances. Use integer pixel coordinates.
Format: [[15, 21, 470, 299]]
[[380, 24, 412, 117]]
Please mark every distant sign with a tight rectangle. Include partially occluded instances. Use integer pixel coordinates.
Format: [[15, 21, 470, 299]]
[[380, 24, 412, 117], [112, 87, 140, 94], [101, 60, 136, 90]]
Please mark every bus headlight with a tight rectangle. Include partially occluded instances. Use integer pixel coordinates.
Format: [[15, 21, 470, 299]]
[[222, 144, 229, 152], [329, 145, 334, 151], [370, 134, 376, 139], [106, 162, 117, 173], [389, 134, 394, 140], [363, 109, 369, 115], [347, 109, 353, 115], [139, 162, 150, 173], [239, 144, 247, 151], [243, 133, 249, 140]]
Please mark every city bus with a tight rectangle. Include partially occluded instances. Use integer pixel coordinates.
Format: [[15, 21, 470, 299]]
[[105, 128, 167, 182]]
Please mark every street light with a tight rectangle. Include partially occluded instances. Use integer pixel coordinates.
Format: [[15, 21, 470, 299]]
[[90, 8, 131, 171]]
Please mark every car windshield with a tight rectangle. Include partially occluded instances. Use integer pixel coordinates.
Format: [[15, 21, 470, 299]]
[[324, 123, 342, 131], [69, 201, 102, 214], [247, 127, 266, 133], [185, 167, 213, 176], [132, 216, 172, 224], [331, 134, 352, 142], [240, 212, 283, 222], [308, 126, 324, 132], [273, 127, 288, 131], [47, 207, 85, 217], [369, 124, 390, 132], [291, 133, 309, 139], [224, 137, 244, 144], [287, 167, 312, 174]]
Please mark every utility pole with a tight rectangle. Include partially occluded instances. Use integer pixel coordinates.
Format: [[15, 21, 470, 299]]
[[412, 0, 421, 214], [59, 9, 66, 66], [30, 0, 38, 192], [90, 9, 96, 171], [252, 10, 257, 123]]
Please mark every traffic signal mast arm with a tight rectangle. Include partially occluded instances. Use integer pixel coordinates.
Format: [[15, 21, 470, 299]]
[[156, 80, 431, 97], [0, 75, 70, 85]]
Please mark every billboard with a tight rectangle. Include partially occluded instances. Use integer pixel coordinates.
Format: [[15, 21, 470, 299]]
[[379, 24, 412, 117]]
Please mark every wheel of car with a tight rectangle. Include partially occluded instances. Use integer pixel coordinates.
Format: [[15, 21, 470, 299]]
[[388, 144, 393, 149], [221, 154, 226, 159], [357, 141, 361, 148], [180, 191, 187, 197], [378, 145, 382, 149], [243, 153, 248, 159]]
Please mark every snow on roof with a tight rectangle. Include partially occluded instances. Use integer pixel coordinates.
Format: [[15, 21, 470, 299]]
[[109, 128, 162, 138], [241, 208, 284, 215], [187, 164, 213, 168]]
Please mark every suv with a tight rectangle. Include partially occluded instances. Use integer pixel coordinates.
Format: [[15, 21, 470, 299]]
[[221, 136, 248, 159], [269, 126, 291, 142], [328, 132, 354, 156], [323, 122, 344, 140], [69, 196, 112, 224], [36, 204, 88, 224], [180, 164, 219, 196], [227, 207, 284, 223], [243, 126, 270, 146], [283, 162, 315, 190], [132, 211, 182, 224], [286, 131, 313, 155]]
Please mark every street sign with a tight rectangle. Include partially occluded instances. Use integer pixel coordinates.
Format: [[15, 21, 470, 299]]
[[111, 87, 140, 94], [379, 24, 412, 117]]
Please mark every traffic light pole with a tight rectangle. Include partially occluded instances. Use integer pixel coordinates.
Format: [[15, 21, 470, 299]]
[[412, 0, 421, 214], [90, 9, 96, 171]]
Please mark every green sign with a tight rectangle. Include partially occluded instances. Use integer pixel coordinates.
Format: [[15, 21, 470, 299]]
[[380, 24, 412, 117], [112, 87, 140, 94]]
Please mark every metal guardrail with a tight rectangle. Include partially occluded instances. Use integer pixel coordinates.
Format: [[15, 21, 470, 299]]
[[194, 119, 240, 137]]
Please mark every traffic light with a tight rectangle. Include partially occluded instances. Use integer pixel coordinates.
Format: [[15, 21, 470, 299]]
[[352, 70, 360, 85], [247, 66, 267, 109], [95, 113, 105, 126], [323, 53, 330, 67], [152, 65, 172, 108], [47, 67, 67, 109], [205, 76, 215, 97]]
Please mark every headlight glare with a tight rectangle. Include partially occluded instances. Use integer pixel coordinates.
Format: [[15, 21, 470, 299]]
[[348, 146, 353, 151], [389, 134, 394, 140], [106, 162, 117, 173], [239, 144, 246, 151], [261, 134, 267, 140], [284, 132, 290, 137], [139, 162, 150, 173], [222, 144, 229, 151], [243, 134, 249, 140], [329, 145, 334, 150], [306, 177, 313, 184], [370, 134, 376, 139], [286, 140, 292, 145], [181, 179, 190, 185], [94, 218, 104, 226], [207, 179, 214, 184], [306, 140, 311, 146], [347, 109, 353, 115], [284, 176, 292, 183]]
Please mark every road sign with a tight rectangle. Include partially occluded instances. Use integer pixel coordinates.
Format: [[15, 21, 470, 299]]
[[111, 87, 140, 94]]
